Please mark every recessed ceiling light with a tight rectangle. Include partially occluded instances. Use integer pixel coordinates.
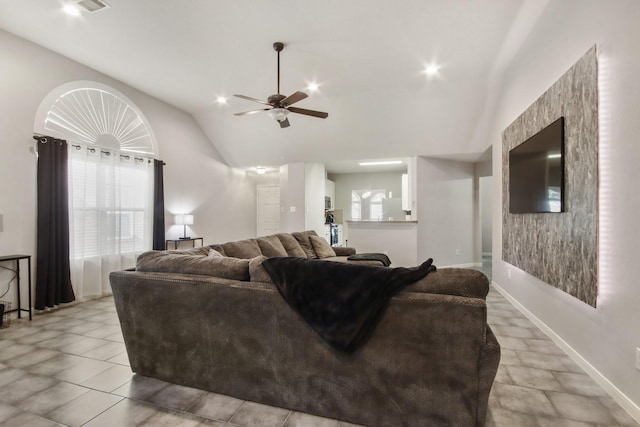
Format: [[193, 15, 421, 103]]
[[255, 166, 266, 174], [307, 82, 319, 92], [63, 4, 81, 16], [358, 160, 403, 166], [424, 63, 440, 76], [216, 96, 227, 104]]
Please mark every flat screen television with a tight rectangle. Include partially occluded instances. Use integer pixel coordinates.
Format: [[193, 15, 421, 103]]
[[509, 116, 565, 213]]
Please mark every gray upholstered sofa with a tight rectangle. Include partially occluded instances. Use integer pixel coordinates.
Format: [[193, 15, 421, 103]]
[[109, 230, 500, 426]]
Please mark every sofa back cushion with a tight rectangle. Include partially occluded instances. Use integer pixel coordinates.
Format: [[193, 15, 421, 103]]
[[292, 230, 319, 258], [222, 239, 262, 259], [276, 234, 307, 257], [309, 235, 337, 258], [256, 235, 288, 257], [136, 251, 250, 281]]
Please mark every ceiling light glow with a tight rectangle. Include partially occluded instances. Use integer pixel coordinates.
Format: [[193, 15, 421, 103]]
[[216, 96, 227, 104], [307, 82, 319, 92], [256, 166, 266, 175], [359, 160, 403, 166], [424, 63, 439, 76], [63, 4, 81, 16]]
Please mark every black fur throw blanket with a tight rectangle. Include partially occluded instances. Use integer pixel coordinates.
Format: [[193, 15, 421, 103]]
[[262, 257, 437, 353]]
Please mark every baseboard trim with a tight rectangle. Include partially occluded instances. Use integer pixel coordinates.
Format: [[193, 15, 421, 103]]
[[491, 281, 640, 424], [440, 262, 483, 269]]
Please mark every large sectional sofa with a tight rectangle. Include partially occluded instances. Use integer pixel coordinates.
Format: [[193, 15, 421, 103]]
[[110, 230, 500, 427]]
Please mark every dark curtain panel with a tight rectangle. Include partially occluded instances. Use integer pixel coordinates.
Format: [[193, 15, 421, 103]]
[[152, 159, 166, 250], [35, 136, 75, 309]]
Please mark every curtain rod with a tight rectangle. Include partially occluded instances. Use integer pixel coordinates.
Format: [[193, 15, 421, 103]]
[[32, 134, 165, 165]]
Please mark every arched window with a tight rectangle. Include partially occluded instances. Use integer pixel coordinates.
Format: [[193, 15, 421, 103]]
[[35, 80, 157, 155], [351, 189, 386, 220], [35, 81, 157, 299], [369, 191, 386, 220], [351, 192, 362, 220]]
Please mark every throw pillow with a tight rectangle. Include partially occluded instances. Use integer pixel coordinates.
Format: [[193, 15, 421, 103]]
[[292, 231, 319, 258], [249, 255, 274, 283], [208, 249, 223, 257], [309, 235, 336, 258]]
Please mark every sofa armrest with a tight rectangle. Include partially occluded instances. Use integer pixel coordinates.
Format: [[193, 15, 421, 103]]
[[333, 246, 356, 256]]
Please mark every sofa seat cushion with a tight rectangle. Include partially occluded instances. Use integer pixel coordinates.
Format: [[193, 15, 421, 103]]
[[257, 235, 289, 257], [136, 250, 250, 281], [222, 239, 262, 259], [276, 234, 307, 258]]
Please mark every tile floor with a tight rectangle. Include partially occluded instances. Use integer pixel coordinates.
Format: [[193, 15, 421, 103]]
[[0, 266, 638, 426]]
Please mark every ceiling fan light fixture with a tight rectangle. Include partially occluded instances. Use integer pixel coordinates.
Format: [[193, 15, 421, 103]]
[[268, 108, 289, 122]]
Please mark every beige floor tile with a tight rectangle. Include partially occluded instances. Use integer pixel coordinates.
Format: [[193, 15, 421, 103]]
[[46, 389, 123, 427]]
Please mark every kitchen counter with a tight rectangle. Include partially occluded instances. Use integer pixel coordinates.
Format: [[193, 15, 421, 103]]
[[346, 220, 417, 224], [345, 220, 418, 267]]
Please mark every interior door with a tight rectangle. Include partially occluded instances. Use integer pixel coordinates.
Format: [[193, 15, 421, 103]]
[[257, 185, 280, 237]]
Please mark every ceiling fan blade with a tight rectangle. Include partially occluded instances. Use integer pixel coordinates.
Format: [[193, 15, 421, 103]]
[[281, 91, 308, 107], [279, 117, 291, 128], [288, 106, 329, 119], [234, 109, 270, 116], [234, 94, 271, 106]]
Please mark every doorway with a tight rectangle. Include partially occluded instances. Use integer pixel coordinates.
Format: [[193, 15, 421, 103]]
[[257, 185, 280, 237]]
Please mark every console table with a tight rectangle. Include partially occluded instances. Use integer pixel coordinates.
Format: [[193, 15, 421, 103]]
[[165, 237, 204, 250], [0, 254, 32, 321]]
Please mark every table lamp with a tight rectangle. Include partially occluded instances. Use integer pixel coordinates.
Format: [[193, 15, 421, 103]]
[[175, 214, 194, 239]]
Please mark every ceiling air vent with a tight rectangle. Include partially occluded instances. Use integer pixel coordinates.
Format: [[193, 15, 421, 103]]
[[77, 0, 110, 13]]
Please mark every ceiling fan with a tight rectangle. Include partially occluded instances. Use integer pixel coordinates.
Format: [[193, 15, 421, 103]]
[[234, 42, 328, 128]]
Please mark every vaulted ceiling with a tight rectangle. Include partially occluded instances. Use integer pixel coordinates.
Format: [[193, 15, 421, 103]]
[[0, 0, 540, 171]]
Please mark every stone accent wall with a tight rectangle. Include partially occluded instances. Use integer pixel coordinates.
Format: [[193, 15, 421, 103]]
[[502, 46, 598, 307]]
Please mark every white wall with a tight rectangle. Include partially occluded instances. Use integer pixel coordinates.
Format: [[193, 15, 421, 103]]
[[0, 29, 257, 307], [488, 0, 640, 414], [479, 177, 492, 254], [416, 157, 475, 267], [305, 163, 326, 237], [279, 163, 305, 232]]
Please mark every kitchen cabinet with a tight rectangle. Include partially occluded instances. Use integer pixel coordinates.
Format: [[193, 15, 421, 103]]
[[325, 179, 335, 210]]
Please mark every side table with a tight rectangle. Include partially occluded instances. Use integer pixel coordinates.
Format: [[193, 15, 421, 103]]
[[0, 254, 32, 321], [165, 237, 204, 250]]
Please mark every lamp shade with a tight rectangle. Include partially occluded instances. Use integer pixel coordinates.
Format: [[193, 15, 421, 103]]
[[175, 214, 194, 225]]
